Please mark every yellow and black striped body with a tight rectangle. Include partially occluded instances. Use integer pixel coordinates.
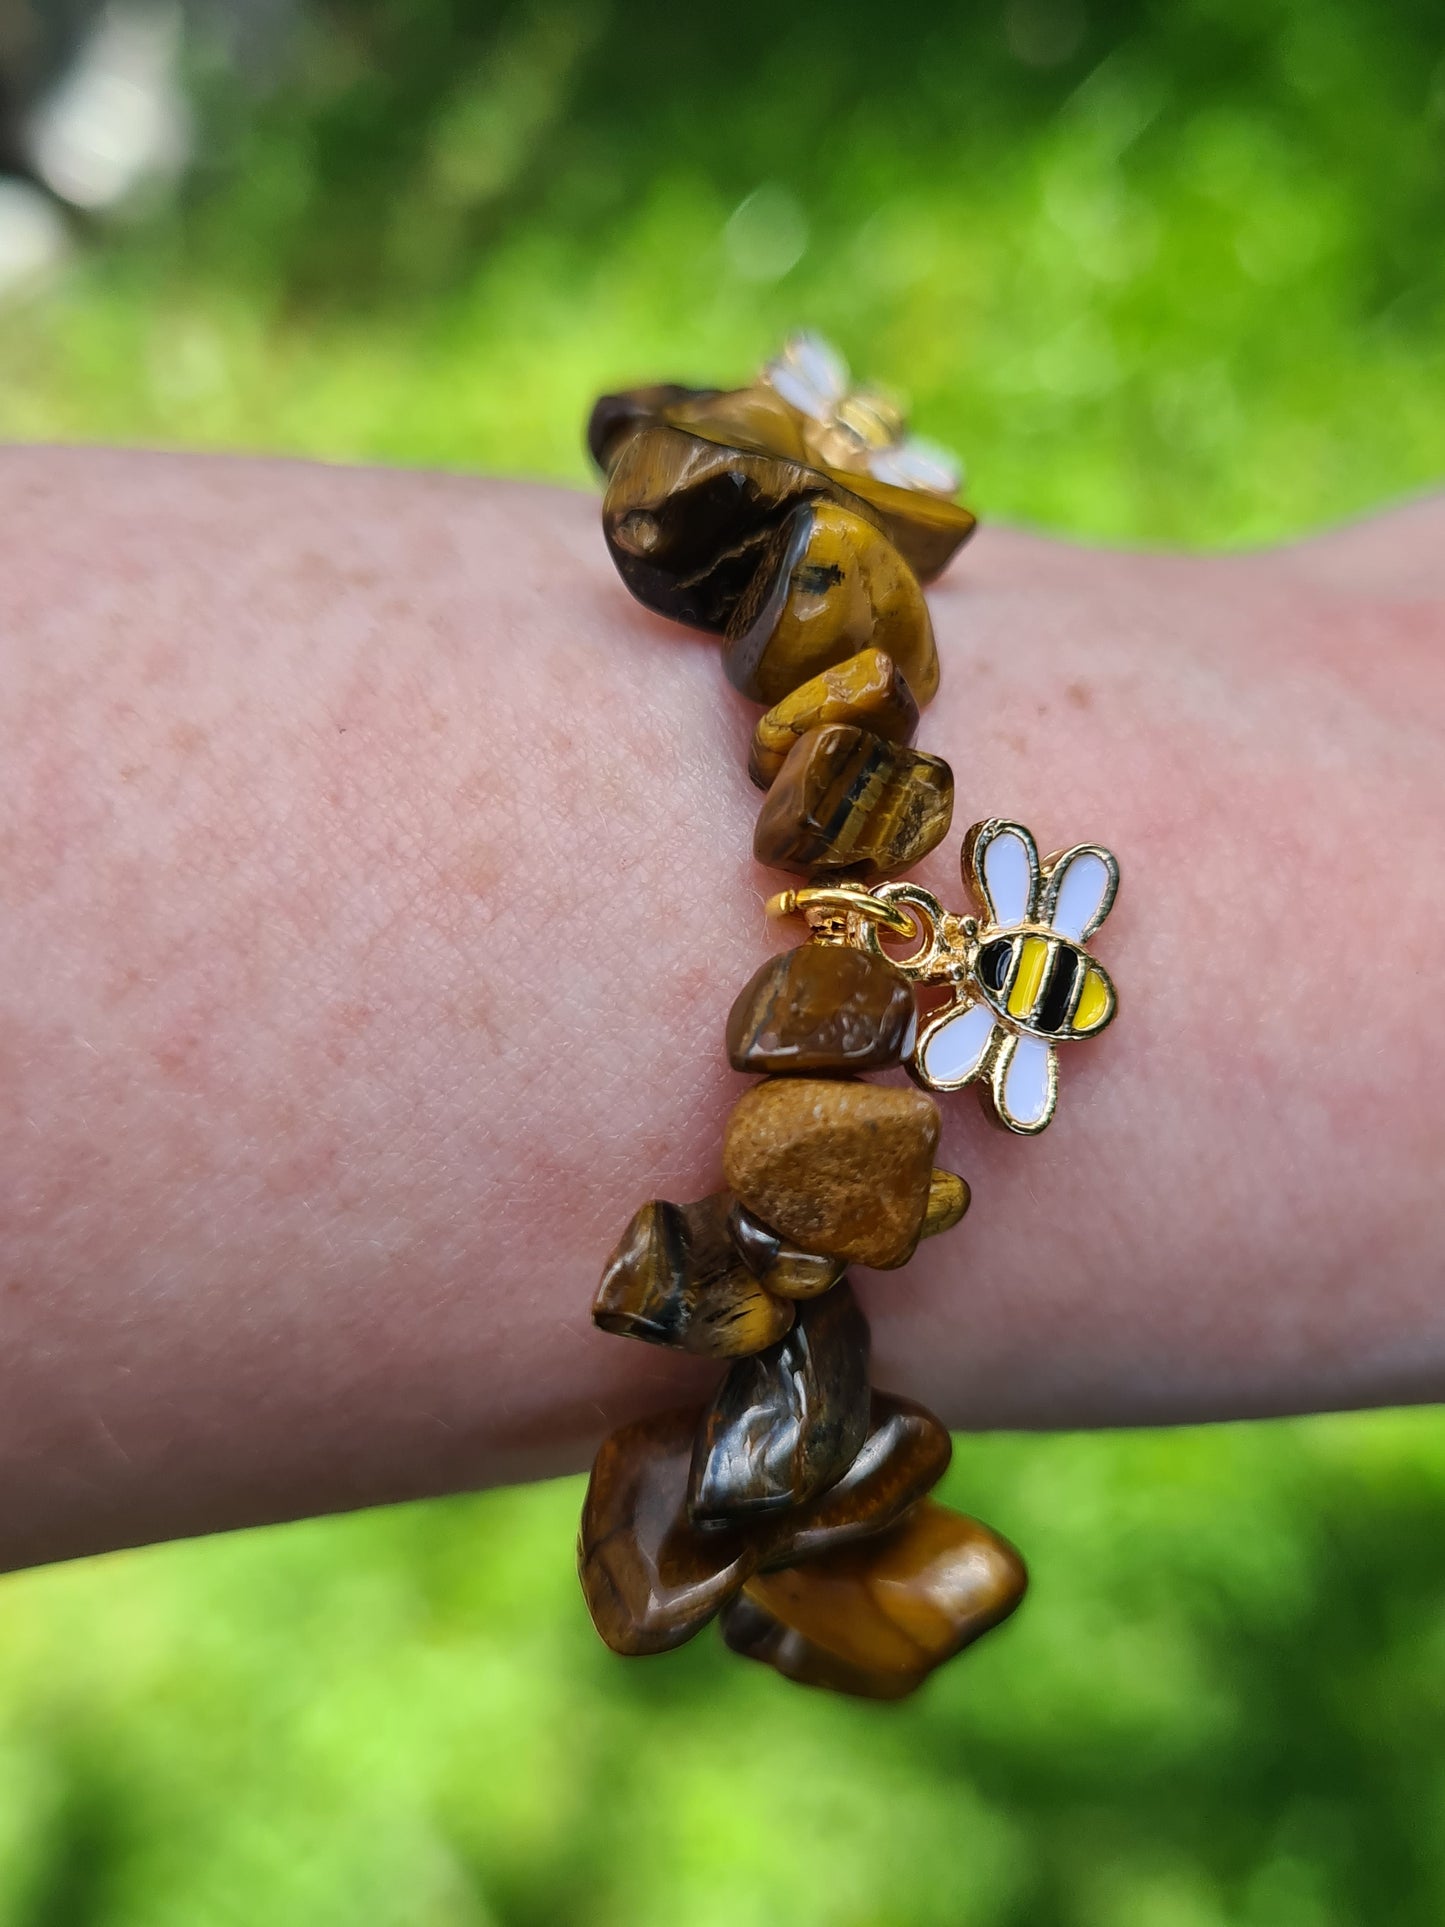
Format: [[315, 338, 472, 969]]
[[974, 931, 1114, 1041]]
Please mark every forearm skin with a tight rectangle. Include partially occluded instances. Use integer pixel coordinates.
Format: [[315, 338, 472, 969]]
[[1, 446, 1441, 1571]]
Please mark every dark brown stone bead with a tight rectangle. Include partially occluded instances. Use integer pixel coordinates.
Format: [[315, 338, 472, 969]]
[[726, 942, 916, 1076], [753, 724, 954, 881], [587, 383, 722, 475], [921, 1167, 971, 1239], [726, 1201, 846, 1299], [729, 1501, 1028, 1695], [721, 500, 939, 706], [593, 1193, 794, 1357], [687, 1283, 872, 1527], [578, 1405, 758, 1656], [601, 423, 888, 636], [749, 648, 921, 790], [723, 1077, 940, 1270], [756, 1392, 952, 1571]]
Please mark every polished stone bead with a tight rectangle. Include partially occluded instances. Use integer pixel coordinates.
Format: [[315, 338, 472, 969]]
[[663, 384, 811, 464], [661, 388, 978, 585], [601, 423, 890, 635], [826, 465, 977, 586], [726, 1201, 846, 1299], [753, 723, 954, 882], [726, 942, 916, 1076], [756, 1392, 952, 1570], [579, 1406, 757, 1655], [687, 1283, 872, 1526], [718, 1591, 923, 1699], [722, 500, 939, 706], [722, 1077, 940, 1269], [728, 1501, 1028, 1694], [593, 1193, 794, 1357], [587, 383, 722, 475], [921, 1167, 971, 1240], [748, 647, 921, 790]]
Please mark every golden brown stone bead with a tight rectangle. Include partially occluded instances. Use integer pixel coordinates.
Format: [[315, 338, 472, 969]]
[[579, 1406, 758, 1656], [601, 423, 888, 635], [726, 942, 916, 1076], [593, 1193, 794, 1357], [729, 1501, 1028, 1695], [755, 1392, 952, 1571], [753, 723, 954, 882], [718, 1592, 924, 1700], [587, 383, 722, 474], [663, 384, 811, 464], [722, 1077, 940, 1269], [722, 499, 939, 706], [920, 1168, 971, 1240], [687, 1282, 872, 1526], [726, 1201, 846, 1299], [826, 466, 977, 586], [748, 647, 921, 790], [662, 387, 977, 585]]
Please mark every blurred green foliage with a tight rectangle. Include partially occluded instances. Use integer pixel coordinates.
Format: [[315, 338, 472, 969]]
[[1, 1, 1444, 1922]]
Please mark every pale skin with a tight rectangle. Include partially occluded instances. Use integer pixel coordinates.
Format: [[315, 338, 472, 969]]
[[0, 445, 1441, 1575]]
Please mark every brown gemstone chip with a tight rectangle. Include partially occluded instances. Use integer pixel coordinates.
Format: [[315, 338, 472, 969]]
[[722, 1077, 940, 1269], [587, 383, 723, 475], [579, 1405, 756, 1656], [726, 1501, 1028, 1696], [921, 1168, 971, 1240], [727, 1201, 846, 1299], [756, 1392, 952, 1571], [687, 1283, 872, 1526], [749, 647, 921, 790], [593, 1193, 794, 1357], [579, 1392, 955, 1658], [726, 942, 916, 1076], [601, 423, 885, 635], [722, 500, 939, 706], [753, 723, 954, 881], [662, 386, 978, 584]]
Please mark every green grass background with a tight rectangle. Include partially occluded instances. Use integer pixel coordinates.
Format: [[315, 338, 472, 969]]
[[2, 1, 1444, 1921]]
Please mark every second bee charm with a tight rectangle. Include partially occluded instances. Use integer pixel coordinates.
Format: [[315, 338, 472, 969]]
[[860, 819, 1121, 1136]]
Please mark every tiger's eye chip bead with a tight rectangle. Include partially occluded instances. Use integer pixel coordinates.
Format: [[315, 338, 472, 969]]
[[589, 380, 979, 582], [722, 499, 940, 707], [723, 1077, 940, 1270], [753, 723, 954, 881], [581, 348, 1027, 1697], [721, 1502, 1027, 1699], [922, 1167, 971, 1239], [726, 942, 916, 1075], [593, 1193, 794, 1357], [749, 647, 920, 790], [726, 1201, 847, 1299], [688, 1283, 872, 1526]]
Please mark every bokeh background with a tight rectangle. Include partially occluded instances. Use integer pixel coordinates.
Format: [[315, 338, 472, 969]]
[[1, 3, 1444, 1922]]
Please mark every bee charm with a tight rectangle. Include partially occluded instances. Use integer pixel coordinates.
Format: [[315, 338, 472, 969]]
[[867, 820, 1119, 1136]]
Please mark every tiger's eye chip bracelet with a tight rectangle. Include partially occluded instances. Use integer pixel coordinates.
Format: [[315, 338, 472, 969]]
[[578, 336, 1122, 1698]]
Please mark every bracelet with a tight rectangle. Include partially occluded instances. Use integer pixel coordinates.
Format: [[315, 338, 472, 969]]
[[577, 335, 1121, 1699]]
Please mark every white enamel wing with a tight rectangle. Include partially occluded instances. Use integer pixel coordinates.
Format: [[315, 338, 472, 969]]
[[912, 819, 1120, 1135], [762, 332, 964, 498]]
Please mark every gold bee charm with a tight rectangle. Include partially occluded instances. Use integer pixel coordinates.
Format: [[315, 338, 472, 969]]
[[862, 820, 1119, 1135]]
